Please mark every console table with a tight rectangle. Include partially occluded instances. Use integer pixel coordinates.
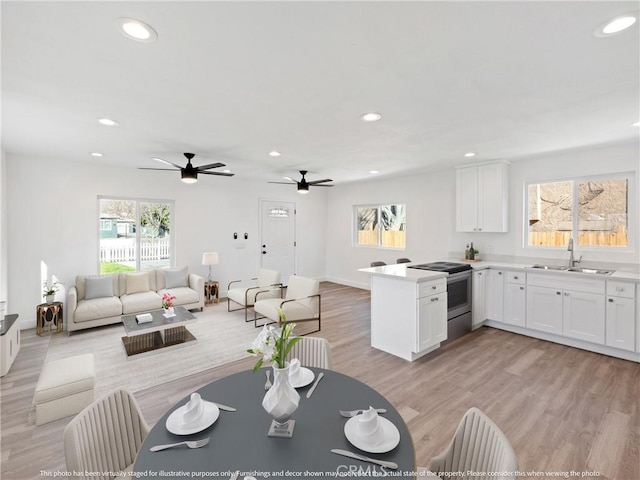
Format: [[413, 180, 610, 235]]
[[1, 314, 20, 377], [36, 302, 63, 336]]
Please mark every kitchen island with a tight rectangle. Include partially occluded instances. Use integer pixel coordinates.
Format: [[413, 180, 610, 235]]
[[359, 264, 447, 361]]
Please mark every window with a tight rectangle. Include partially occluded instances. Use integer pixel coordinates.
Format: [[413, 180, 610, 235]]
[[355, 204, 406, 248], [527, 174, 630, 248], [99, 197, 174, 273]]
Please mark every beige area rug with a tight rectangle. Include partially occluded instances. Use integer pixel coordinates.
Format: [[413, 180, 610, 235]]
[[44, 303, 259, 397]]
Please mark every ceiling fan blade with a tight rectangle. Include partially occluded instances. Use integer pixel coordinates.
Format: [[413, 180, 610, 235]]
[[307, 178, 333, 185], [311, 184, 334, 187], [198, 171, 235, 177], [195, 162, 225, 171], [152, 157, 183, 169], [138, 167, 181, 171], [268, 181, 296, 184]]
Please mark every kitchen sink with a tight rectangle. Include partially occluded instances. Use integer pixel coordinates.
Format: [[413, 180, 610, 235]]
[[529, 264, 569, 271], [566, 267, 615, 275]]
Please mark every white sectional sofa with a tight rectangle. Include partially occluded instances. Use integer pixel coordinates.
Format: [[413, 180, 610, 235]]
[[67, 267, 204, 334]]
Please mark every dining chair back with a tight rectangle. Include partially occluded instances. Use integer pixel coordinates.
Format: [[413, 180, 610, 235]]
[[428, 407, 518, 479], [370, 261, 386, 267], [64, 389, 150, 480], [287, 336, 332, 369], [396, 257, 412, 264]]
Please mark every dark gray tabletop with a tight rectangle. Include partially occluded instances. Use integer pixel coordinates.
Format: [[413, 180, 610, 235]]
[[134, 368, 416, 479], [122, 306, 195, 335]]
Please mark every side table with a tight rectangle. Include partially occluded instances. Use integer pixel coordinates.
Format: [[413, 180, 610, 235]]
[[37, 302, 63, 336], [204, 281, 219, 305]]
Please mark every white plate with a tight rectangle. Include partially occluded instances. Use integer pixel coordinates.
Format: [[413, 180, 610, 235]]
[[344, 415, 400, 453], [290, 367, 315, 388], [166, 400, 220, 435]]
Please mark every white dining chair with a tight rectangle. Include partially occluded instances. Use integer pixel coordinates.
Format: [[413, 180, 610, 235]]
[[253, 275, 321, 334], [227, 268, 283, 321], [428, 407, 518, 479], [64, 389, 150, 480], [287, 336, 333, 369]]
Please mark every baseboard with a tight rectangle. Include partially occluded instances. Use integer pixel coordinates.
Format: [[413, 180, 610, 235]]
[[324, 276, 370, 291]]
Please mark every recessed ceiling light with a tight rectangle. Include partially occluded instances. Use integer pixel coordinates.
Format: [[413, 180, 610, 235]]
[[595, 13, 638, 37], [223, 169, 232, 174], [98, 118, 119, 127], [369, 170, 379, 174], [464, 152, 476, 157], [115, 18, 158, 42], [633, 121, 640, 127], [361, 112, 382, 122], [90, 152, 103, 157], [269, 151, 282, 157]]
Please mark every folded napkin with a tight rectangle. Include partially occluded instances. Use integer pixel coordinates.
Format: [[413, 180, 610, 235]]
[[357, 406, 383, 443], [181, 393, 205, 425], [288, 358, 302, 382], [136, 313, 153, 323]]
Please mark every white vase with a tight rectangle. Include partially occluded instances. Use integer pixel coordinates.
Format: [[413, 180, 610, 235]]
[[45, 294, 54, 305], [262, 364, 299, 437], [164, 307, 175, 317]]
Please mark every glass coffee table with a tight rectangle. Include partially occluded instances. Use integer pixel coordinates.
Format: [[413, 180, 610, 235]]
[[121, 306, 197, 359]]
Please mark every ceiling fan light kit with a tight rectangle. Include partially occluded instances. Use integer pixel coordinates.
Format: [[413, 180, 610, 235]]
[[268, 170, 334, 193], [139, 152, 234, 183]]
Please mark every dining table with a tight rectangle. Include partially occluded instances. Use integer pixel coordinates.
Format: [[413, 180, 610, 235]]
[[133, 367, 417, 479]]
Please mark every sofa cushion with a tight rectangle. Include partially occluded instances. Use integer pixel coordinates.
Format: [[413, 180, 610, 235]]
[[125, 272, 150, 295], [157, 287, 199, 306], [85, 275, 114, 300], [164, 267, 188, 289], [76, 274, 119, 300], [121, 291, 162, 315], [75, 297, 123, 323]]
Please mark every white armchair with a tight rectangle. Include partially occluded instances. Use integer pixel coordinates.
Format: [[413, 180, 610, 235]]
[[227, 268, 283, 321], [253, 275, 321, 334]]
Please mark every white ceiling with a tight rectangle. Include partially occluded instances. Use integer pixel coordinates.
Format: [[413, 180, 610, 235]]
[[2, 1, 639, 185]]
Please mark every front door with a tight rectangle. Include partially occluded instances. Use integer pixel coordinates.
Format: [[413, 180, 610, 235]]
[[260, 200, 296, 286]]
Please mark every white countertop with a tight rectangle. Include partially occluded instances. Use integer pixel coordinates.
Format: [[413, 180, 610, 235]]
[[358, 264, 447, 282]]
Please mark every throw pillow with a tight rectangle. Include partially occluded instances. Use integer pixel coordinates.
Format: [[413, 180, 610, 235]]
[[165, 267, 188, 289], [85, 276, 114, 300], [126, 272, 150, 295]]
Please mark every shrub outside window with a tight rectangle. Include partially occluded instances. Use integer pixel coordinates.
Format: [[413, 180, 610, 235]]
[[355, 204, 406, 249], [527, 175, 630, 248]]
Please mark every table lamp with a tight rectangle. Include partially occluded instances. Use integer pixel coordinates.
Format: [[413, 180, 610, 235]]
[[201, 252, 219, 282]]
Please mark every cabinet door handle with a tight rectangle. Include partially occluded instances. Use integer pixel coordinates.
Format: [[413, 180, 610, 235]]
[[616, 287, 625, 292], [431, 297, 439, 302], [519, 286, 524, 290], [564, 292, 570, 296], [608, 298, 614, 303], [498, 272, 502, 275], [432, 285, 437, 290], [556, 291, 561, 295], [513, 276, 519, 280]]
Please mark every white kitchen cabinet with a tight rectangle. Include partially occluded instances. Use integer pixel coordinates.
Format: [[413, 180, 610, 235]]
[[526, 285, 563, 334], [1, 314, 21, 377], [417, 292, 447, 351], [485, 269, 504, 322], [562, 290, 605, 344], [456, 161, 509, 232], [472, 270, 487, 328], [526, 273, 605, 343], [504, 280, 526, 327], [605, 281, 636, 352]]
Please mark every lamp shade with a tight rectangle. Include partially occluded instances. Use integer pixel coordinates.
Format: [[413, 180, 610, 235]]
[[202, 252, 219, 265]]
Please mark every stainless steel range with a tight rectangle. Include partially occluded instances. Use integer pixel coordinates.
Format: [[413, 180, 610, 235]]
[[408, 261, 472, 343]]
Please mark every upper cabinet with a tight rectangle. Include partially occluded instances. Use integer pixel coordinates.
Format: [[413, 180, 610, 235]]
[[456, 161, 509, 232]]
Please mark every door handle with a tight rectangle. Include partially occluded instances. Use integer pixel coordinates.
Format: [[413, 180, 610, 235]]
[[262, 251, 267, 254]]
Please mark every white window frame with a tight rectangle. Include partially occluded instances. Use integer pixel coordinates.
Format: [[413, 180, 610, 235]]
[[524, 172, 634, 252], [354, 203, 406, 250], [98, 196, 176, 271]]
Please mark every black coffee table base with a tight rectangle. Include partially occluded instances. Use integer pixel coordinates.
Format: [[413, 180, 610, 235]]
[[121, 325, 197, 358]]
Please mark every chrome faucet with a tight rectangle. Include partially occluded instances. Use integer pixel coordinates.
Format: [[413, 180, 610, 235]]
[[567, 237, 582, 267]]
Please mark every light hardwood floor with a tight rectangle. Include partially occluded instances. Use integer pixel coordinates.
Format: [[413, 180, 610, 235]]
[[2, 282, 639, 479]]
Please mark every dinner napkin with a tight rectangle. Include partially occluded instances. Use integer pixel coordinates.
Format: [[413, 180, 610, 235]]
[[357, 406, 383, 443], [181, 393, 205, 425], [136, 313, 153, 323], [288, 358, 302, 382]]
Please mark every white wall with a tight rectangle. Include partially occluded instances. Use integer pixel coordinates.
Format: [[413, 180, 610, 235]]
[[7, 154, 328, 329], [0, 148, 7, 317], [325, 168, 457, 289], [325, 141, 640, 289]]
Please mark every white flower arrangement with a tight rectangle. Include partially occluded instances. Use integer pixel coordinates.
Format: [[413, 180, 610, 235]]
[[247, 309, 300, 371]]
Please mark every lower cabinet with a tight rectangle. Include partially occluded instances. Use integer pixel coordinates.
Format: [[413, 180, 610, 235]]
[[605, 282, 636, 352], [472, 270, 486, 328], [562, 290, 605, 343], [485, 269, 504, 321], [504, 282, 526, 327], [417, 293, 447, 352], [526, 285, 563, 334]]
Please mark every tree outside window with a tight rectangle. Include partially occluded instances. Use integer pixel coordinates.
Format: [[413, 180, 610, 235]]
[[355, 204, 406, 248]]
